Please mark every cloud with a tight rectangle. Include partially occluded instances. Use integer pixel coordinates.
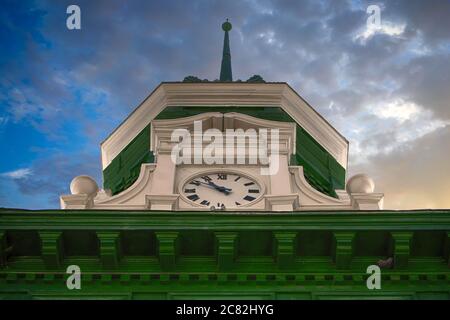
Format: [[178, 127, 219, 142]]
[[393, 54, 450, 120], [351, 125, 450, 209], [0, 150, 101, 209], [14, 152, 101, 196], [0, 116, 8, 127], [354, 21, 406, 44], [375, 99, 420, 122], [383, 0, 450, 45], [0, 168, 33, 179], [340, 98, 450, 166]]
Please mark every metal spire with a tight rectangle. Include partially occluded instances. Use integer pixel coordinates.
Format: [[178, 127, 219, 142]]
[[219, 19, 233, 81]]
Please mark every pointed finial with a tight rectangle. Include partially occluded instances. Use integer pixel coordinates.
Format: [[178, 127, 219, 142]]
[[220, 19, 233, 81]]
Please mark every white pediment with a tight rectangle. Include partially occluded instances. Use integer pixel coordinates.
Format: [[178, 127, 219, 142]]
[[100, 82, 349, 170]]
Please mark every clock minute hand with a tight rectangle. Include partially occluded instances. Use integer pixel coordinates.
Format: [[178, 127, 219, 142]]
[[193, 180, 232, 194]]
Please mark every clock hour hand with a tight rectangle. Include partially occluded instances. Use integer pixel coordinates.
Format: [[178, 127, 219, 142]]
[[207, 181, 232, 193], [192, 180, 232, 194]]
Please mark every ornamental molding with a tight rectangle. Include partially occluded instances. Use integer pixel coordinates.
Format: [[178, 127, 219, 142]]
[[90, 164, 157, 209], [351, 193, 385, 210], [100, 83, 348, 169], [60, 194, 93, 209], [146, 194, 179, 211], [289, 166, 351, 209], [60, 162, 383, 211], [2, 210, 450, 228], [265, 194, 299, 212], [151, 111, 296, 160]]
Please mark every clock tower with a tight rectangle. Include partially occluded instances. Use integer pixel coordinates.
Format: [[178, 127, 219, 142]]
[[60, 20, 383, 212], [1, 20, 449, 302]]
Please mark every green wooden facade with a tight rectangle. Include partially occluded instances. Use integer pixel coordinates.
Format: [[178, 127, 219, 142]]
[[103, 106, 346, 198], [1, 209, 449, 300], [102, 125, 154, 196]]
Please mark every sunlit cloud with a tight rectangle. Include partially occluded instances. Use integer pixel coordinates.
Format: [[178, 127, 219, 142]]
[[376, 99, 421, 122], [354, 21, 406, 44], [345, 99, 450, 166]]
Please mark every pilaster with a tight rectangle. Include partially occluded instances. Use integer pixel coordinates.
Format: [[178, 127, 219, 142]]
[[215, 232, 237, 271], [147, 151, 178, 210], [274, 232, 297, 269], [155, 231, 179, 271], [0, 231, 6, 267], [39, 231, 63, 269], [333, 231, 355, 269], [391, 231, 413, 269], [97, 231, 121, 269], [267, 154, 296, 211], [445, 232, 450, 267]]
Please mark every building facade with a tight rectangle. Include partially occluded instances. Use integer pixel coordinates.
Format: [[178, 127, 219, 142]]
[[0, 21, 449, 300]]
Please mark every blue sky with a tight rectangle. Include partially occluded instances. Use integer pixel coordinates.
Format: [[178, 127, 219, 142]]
[[1, 0, 450, 209]]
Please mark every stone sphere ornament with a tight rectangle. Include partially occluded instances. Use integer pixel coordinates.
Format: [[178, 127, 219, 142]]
[[70, 175, 99, 196], [346, 174, 375, 194]]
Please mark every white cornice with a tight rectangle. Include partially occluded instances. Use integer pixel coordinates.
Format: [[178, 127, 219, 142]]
[[100, 83, 348, 169]]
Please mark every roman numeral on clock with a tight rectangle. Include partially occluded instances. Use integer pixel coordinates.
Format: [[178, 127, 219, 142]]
[[187, 194, 200, 201], [184, 188, 196, 193], [243, 195, 256, 201], [200, 200, 210, 206]]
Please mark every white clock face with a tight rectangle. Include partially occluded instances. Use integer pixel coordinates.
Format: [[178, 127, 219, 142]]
[[181, 172, 262, 209]]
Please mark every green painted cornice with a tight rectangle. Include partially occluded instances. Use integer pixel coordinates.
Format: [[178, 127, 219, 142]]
[[1, 209, 449, 299], [1, 209, 449, 230]]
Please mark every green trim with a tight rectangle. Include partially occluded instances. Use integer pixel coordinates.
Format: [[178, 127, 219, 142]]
[[1, 209, 449, 230], [0, 209, 449, 300], [102, 125, 154, 195], [155, 106, 292, 121]]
